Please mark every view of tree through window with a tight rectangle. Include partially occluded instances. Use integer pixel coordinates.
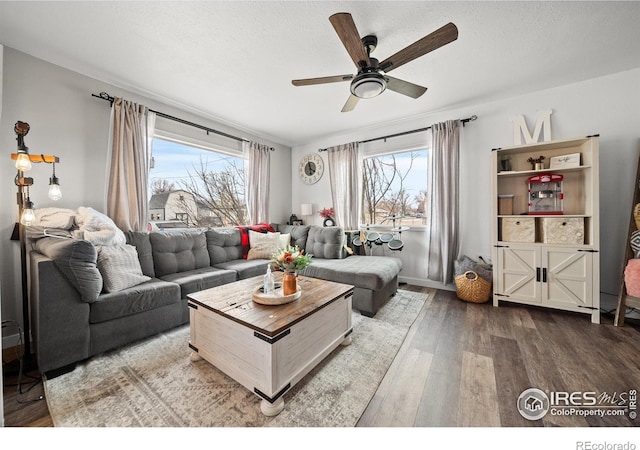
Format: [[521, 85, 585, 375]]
[[361, 149, 428, 227], [149, 138, 247, 228]]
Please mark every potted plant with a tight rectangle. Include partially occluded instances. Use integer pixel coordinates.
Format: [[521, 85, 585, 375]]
[[527, 155, 545, 170], [271, 246, 313, 295], [319, 207, 335, 227]]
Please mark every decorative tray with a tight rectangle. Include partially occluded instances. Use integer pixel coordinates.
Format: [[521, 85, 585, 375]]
[[252, 284, 302, 305]]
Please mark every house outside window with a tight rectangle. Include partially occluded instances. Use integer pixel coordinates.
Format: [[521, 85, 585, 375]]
[[149, 136, 248, 228], [361, 148, 428, 227]]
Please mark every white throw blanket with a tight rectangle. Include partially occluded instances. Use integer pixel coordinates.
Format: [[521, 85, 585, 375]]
[[74, 207, 126, 246], [30, 206, 126, 246], [33, 207, 76, 229]]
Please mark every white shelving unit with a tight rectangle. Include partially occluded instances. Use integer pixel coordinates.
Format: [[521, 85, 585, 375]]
[[490, 135, 600, 323]]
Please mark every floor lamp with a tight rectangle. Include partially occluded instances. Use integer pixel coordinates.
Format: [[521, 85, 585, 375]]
[[10, 121, 61, 364]]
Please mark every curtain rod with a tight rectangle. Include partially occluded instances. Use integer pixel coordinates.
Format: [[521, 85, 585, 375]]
[[91, 91, 274, 151], [318, 114, 477, 152]]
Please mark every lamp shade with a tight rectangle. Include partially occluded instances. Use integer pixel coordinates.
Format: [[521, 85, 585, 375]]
[[301, 204, 313, 216]]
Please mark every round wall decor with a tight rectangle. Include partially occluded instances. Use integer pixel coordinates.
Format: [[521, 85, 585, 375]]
[[299, 153, 324, 185]]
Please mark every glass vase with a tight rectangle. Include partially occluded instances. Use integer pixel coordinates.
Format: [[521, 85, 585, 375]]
[[283, 270, 298, 296]]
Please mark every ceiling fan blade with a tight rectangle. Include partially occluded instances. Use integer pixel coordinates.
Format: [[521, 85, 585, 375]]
[[292, 74, 354, 86], [329, 13, 370, 69], [379, 22, 458, 72], [385, 76, 428, 99], [341, 94, 359, 112]]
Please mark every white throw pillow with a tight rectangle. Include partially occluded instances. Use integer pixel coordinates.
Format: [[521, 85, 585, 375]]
[[278, 233, 290, 250], [97, 244, 151, 293], [247, 230, 280, 260]]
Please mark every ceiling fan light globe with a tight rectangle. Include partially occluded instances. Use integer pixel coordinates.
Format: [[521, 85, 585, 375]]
[[351, 73, 386, 99]]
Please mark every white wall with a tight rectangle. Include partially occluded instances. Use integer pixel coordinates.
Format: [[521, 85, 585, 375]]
[[0, 43, 5, 427], [0, 47, 292, 347], [292, 68, 640, 309]]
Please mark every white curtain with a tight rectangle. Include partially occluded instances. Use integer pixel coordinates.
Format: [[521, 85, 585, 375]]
[[106, 98, 156, 232], [426, 120, 460, 283], [245, 141, 271, 224], [327, 142, 361, 230]]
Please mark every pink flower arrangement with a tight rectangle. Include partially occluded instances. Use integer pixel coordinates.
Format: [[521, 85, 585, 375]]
[[319, 207, 334, 218]]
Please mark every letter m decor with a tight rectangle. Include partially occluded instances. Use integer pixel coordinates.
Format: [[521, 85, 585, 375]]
[[513, 110, 552, 145]]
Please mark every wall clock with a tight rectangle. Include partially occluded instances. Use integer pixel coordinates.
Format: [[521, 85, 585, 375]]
[[299, 153, 324, 185]]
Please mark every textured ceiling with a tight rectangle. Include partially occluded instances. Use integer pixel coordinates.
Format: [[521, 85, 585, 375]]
[[0, 1, 639, 146]]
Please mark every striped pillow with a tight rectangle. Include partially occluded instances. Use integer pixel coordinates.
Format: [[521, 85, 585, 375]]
[[97, 244, 151, 293]]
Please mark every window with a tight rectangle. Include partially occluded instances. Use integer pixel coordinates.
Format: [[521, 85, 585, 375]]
[[149, 137, 247, 228], [361, 149, 428, 227]]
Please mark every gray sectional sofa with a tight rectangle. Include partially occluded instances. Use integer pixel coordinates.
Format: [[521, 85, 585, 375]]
[[28, 224, 402, 375]]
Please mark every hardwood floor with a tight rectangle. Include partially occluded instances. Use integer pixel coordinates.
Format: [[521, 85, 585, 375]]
[[3, 286, 639, 427], [358, 287, 640, 427], [2, 359, 52, 427]]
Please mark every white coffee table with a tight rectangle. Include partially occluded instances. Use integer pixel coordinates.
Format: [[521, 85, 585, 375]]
[[187, 273, 354, 416]]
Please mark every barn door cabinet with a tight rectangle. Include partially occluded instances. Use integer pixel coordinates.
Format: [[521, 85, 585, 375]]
[[490, 135, 600, 323]]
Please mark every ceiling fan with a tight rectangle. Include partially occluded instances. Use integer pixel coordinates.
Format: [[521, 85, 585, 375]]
[[292, 13, 458, 112]]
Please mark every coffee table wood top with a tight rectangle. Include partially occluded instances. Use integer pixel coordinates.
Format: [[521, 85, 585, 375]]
[[187, 273, 354, 337]]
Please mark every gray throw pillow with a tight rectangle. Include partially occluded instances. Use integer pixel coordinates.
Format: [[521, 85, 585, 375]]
[[97, 244, 151, 293], [305, 226, 344, 259], [35, 237, 103, 303]]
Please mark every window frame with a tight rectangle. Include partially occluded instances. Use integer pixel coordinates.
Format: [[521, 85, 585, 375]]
[[359, 141, 430, 230], [149, 129, 249, 228]]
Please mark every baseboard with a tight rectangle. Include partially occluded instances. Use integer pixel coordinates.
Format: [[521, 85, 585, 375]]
[[2, 331, 22, 352], [2, 341, 25, 366], [600, 292, 640, 319], [3, 344, 18, 364], [399, 276, 455, 292]]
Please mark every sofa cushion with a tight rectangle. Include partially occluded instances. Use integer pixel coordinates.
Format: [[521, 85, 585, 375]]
[[89, 278, 181, 323], [159, 267, 237, 299], [97, 244, 151, 293], [300, 256, 402, 291], [213, 259, 270, 280], [247, 230, 280, 260], [206, 228, 243, 264], [35, 237, 103, 303], [305, 226, 344, 259], [274, 224, 309, 250], [124, 231, 155, 277], [150, 231, 210, 277]]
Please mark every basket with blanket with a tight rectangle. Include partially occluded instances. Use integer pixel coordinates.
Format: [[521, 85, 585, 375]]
[[454, 255, 493, 303]]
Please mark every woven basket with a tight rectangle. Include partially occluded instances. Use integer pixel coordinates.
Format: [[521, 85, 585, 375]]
[[455, 270, 491, 303]]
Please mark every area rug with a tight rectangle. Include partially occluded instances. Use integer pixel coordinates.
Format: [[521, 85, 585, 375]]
[[43, 289, 432, 427]]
